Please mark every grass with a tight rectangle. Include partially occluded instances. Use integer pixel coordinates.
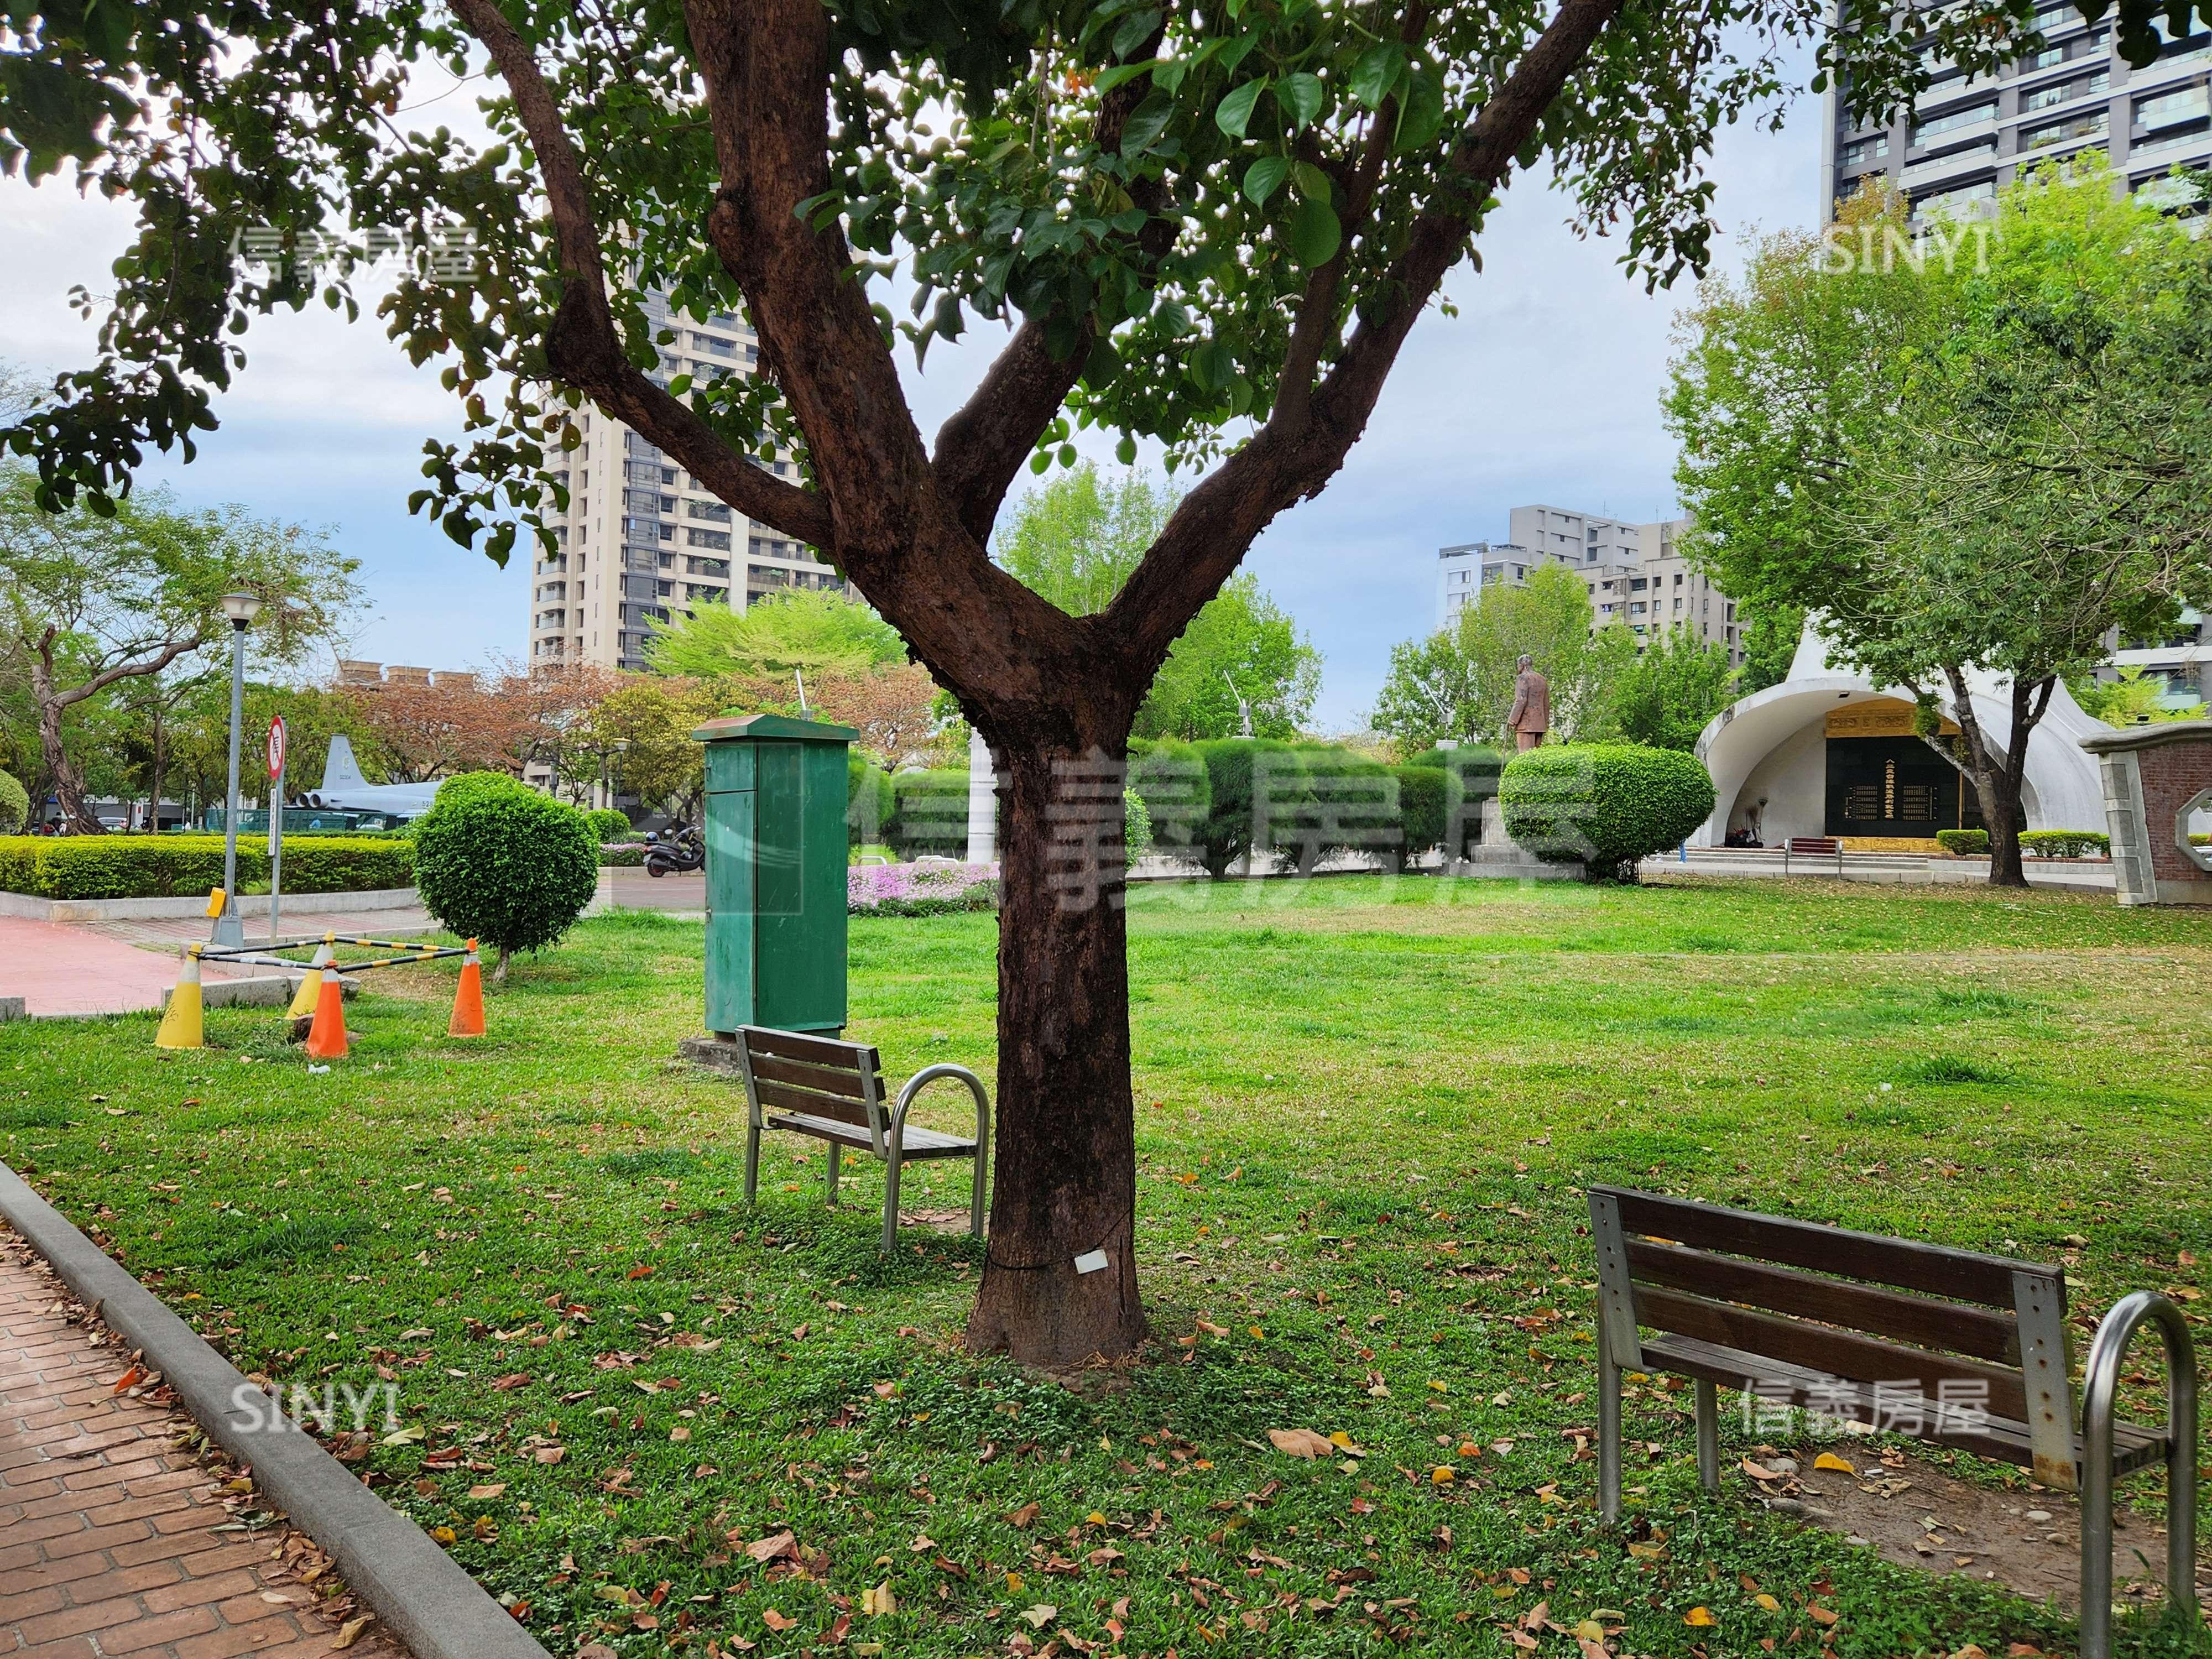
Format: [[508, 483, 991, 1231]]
[[3, 874, 2208, 1659]]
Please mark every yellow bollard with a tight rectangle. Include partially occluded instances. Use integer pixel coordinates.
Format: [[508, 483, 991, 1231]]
[[287, 939, 335, 1019], [154, 946, 205, 1050]]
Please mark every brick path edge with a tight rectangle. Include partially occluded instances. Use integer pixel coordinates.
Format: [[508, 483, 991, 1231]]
[[0, 1159, 551, 1659]]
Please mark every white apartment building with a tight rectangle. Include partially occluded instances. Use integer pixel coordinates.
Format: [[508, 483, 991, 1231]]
[[1823, 3, 2211, 224], [1435, 505, 1741, 663], [526, 293, 843, 672]]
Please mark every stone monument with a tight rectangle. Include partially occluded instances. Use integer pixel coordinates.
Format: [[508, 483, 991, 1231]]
[[2081, 717, 2212, 906]]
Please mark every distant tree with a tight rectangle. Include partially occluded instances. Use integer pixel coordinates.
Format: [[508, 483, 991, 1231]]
[[342, 671, 529, 784], [1372, 562, 1631, 751], [1134, 575, 1321, 740], [575, 677, 720, 821], [0, 466, 359, 831], [645, 589, 904, 680], [995, 463, 1178, 617], [1605, 624, 1740, 750], [1735, 601, 1805, 694], [1670, 166, 2212, 885], [2069, 664, 2206, 727]]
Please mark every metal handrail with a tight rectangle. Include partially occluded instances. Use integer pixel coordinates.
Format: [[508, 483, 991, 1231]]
[[2079, 1290, 2199, 1659], [884, 1063, 990, 1255]]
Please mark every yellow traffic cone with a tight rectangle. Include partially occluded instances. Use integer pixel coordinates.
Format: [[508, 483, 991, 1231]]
[[303, 965, 348, 1061], [155, 947, 205, 1050], [447, 939, 486, 1038], [288, 939, 334, 1019]]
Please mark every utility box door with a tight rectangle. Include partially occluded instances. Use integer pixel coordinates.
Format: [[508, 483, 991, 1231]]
[[695, 712, 855, 1037]]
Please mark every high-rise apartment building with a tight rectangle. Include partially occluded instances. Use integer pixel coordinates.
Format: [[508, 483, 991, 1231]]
[[1822, 3, 2211, 224], [525, 294, 843, 672], [1435, 505, 1741, 663]]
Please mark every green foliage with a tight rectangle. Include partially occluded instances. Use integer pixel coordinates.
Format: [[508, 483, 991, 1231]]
[[411, 776, 599, 964], [1606, 625, 1740, 751], [644, 590, 906, 679], [1133, 574, 1322, 742], [1936, 829, 1991, 856], [886, 770, 971, 860], [1123, 787, 1153, 868], [1735, 601, 1805, 695], [0, 772, 26, 835], [583, 806, 633, 842], [2019, 829, 2110, 858], [1128, 739, 1212, 862], [1188, 738, 1311, 878], [2069, 665, 2208, 727], [847, 752, 895, 848], [0, 834, 411, 899], [995, 462, 1177, 617], [1498, 744, 1716, 881], [1397, 746, 1507, 859], [1372, 564, 1631, 751]]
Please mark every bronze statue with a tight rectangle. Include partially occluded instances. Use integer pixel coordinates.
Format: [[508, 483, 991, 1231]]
[[1507, 654, 1550, 751]]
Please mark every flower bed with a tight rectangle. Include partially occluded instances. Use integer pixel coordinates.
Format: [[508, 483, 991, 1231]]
[[847, 860, 999, 917], [0, 834, 413, 900]]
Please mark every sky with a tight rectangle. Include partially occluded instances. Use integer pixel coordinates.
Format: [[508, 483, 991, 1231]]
[[0, 61, 1823, 733]]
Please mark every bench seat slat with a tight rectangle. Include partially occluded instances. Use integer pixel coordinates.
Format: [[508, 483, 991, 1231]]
[[764, 1112, 978, 1159], [1626, 1240, 2022, 1365], [1635, 1285, 2032, 1420], [1638, 1334, 2169, 1479], [1598, 1185, 2051, 1308]]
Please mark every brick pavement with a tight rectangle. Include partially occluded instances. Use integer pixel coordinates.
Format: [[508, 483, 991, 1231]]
[[0, 1226, 411, 1659], [0, 920, 260, 1020]]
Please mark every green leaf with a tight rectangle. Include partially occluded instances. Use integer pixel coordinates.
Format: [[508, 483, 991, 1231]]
[[1117, 433, 1138, 465], [1215, 79, 1265, 139], [1392, 69, 1447, 153], [1243, 155, 1291, 206], [1277, 72, 1324, 132], [1091, 62, 1155, 94], [1348, 43, 1407, 109], [1292, 161, 1332, 203], [1112, 8, 1162, 60], [1288, 196, 1342, 267], [1120, 90, 1176, 155]]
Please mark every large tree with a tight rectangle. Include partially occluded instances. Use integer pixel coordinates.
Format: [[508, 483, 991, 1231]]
[[1669, 169, 2212, 884], [3, 0, 2089, 1360], [0, 466, 358, 832]]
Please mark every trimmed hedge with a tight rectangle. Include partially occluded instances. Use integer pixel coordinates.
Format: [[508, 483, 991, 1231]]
[[584, 807, 634, 842], [1499, 744, 1715, 883], [848, 754, 895, 848], [0, 774, 27, 837], [1934, 829, 1990, 856], [887, 769, 969, 859], [0, 834, 414, 900], [1396, 747, 1505, 859], [2019, 829, 2110, 859]]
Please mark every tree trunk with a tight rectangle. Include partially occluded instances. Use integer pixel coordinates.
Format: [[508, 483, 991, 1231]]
[[964, 737, 1146, 1368], [149, 706, 166, 834], [1942, 668, 2052, 890], [33, 683, 101, 834]]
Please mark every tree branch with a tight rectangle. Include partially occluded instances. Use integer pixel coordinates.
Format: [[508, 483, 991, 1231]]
[[48, 635, 205, 711], [1105, 0, 1628, 673], [445, 0, 832, 549], [931, 28, 1174, 546]]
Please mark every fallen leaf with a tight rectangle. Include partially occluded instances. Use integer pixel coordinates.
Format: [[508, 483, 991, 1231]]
[[533, 1445, 565, 1464], [1754, 1594, 1781, 1612], [1268, 1427, 1334, 1459], [1807, 1605, 1838, 1627], [332, 1616, 375, 1650], [627, 1264, 655, 1280], [1813, 1452, 1855, 1474], [1007, 1502, 1042, 1527], [1020, 1604, 1058, 1629], [1430, 1466, 1455, 1484], [747, 1531, 799, 1564], [1741, 1457, 1781, 1481], [1685, 1607, 1719, 1627], [112, 1366, 146, 1394], [762, 1608, 795, 1632], [862, 1582, 896, 1618]]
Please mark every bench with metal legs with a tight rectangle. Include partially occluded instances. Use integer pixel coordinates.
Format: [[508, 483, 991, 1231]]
[[733, 1026, 989, 1254]]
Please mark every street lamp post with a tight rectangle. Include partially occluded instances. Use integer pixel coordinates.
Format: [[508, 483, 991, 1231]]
[[212, 591, 262, 947]]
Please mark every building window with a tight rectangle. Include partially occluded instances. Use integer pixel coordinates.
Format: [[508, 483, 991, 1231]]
[[687, 528, 732, 550], [687, 499, 732, 523]]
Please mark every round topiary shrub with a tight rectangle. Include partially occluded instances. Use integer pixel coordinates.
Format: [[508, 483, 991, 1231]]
[[1499, 744, 1715, 883], [0, 771, 28, 836], [585, 806, 634, 843], [1934, 828, 1990, 857], [412, 773, 600, 977]]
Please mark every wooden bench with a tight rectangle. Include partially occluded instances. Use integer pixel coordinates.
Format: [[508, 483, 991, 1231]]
[[1588, 1186, 2198, 1657], [733, 1026, 989, 1254]]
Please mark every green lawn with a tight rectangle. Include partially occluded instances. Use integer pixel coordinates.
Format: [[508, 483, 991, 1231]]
[[4, 877, 2208, 1658]]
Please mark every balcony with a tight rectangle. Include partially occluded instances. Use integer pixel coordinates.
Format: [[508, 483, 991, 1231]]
[[1901, 141, 1996, 188]]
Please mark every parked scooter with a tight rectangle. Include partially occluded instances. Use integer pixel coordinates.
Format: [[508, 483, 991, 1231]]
[[644, 823, 704, 879]]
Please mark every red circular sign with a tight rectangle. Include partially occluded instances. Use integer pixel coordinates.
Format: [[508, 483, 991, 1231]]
[[266, 714, 287, 780]]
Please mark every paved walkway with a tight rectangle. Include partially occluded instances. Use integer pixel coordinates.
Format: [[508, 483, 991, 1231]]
[[0, 1226, 410, 1658], [0, 920, 259, 1020]]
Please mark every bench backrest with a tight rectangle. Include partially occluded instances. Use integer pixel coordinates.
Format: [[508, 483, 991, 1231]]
[[1588, 1185, 2078, 1488], [1787, 837, 1840, 853], [735, 1026, 887, 1157]]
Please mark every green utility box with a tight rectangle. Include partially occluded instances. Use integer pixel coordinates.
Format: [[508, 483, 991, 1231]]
[[693, 712, 855, 1036]]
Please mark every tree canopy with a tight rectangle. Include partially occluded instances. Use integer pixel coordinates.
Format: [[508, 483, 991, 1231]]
[[644, 588, 906, 679], [1668, 165, 2212, 883]]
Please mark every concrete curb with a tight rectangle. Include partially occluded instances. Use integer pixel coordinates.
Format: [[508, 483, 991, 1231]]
[[0, 1159, 551, 1659], [0, 886, 421, 924]]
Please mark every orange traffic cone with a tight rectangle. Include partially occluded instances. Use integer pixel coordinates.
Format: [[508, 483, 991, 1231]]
[[303, 964, 348, 1061], [448, 939, 486, 1038]]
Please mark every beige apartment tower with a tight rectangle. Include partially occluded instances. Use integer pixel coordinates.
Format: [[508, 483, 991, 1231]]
[[526, 294, 843, 672]]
